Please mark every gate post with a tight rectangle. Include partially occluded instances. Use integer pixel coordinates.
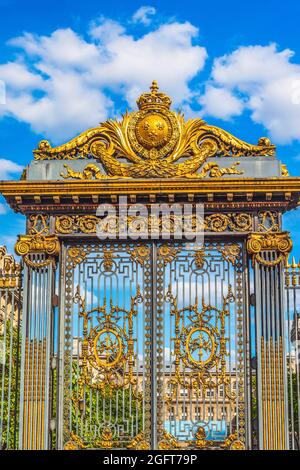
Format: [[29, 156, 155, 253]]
[[247, 232, 292, 450], [15, 234, 60, 450]]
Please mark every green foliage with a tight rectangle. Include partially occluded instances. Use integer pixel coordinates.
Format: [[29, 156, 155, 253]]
[[288, 372, 299, 433], [0, 322, 20, 449], [70, 362, 143, 447]]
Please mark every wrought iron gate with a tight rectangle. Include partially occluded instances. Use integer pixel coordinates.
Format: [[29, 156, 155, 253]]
[[58, 240, 248, 450], [2, 82, 300, 451]]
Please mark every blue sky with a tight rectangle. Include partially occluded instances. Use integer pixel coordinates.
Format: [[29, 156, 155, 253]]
[[1, 0, 300, 255]]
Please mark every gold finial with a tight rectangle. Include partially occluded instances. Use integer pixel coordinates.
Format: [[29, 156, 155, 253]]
[[150, 80, 159, 93]]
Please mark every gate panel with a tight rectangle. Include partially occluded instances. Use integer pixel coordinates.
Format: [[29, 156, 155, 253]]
[[58, 242, 152, 450], [156, 241, 248, 450]]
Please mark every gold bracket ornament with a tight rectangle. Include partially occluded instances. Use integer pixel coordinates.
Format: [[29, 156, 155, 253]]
[[33, 81, 275, 179], [15, 234, 60, 269], [247, 232, 292, 266]]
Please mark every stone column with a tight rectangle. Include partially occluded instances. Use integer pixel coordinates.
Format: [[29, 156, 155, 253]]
[[15, 234, 60, 450], [247, 232, 292, 450]]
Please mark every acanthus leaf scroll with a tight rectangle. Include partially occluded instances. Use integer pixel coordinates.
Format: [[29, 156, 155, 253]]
[[33, 82, 275, 180]]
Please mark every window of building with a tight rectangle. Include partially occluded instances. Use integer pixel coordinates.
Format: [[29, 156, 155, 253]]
[[182, 406, 188, 420]]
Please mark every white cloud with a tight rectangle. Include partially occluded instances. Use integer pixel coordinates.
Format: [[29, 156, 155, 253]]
[[0, 203, 7, 215], [201, 44, 300, 144], [0, 159, 23, 179], [199, 86, 244, 120], [132, 6, 156, 26], [0, 18, 207, 143]]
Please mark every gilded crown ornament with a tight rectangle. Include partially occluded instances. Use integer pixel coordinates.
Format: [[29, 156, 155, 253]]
[[136, 80, 172, 110], [34, 81, 276, 179]]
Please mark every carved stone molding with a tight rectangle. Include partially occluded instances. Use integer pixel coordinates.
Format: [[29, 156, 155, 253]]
[[247, 232, 292, 266]]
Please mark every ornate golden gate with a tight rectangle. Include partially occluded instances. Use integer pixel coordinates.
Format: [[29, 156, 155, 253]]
[[1, 82, 300, 450], [58, 240, 247, 450]]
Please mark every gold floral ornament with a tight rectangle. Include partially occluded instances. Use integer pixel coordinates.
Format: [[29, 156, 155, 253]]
[[158, 431, 182, 450], [127, 245, 151, 266], [34, 81, 275, 179], [64, 432, 88, 450], [247, 232, 292, 266], [220, 432, 245, 450], [94, 427, 116, 449], [67, 246, 86, 267], [127, 432, 150, 450], [217, 243, 241, 266]]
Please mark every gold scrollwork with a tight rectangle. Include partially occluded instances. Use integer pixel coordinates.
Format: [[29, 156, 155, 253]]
[[247, 232, 292, 266], [29, 214, 50, 236], [217, 243, 241, 266], [61, 163, 111, 180], [220, 432, 245, 450], [205, 213, 252, 232], [34, 82, 275, 180], [127, 245, 151, 266], [67, 246, 87, 267], [157, 245, 181, 265], [158, 431, 182, 450], [164, 286, 235, 403], [127, 432, 150, 450], [55, 213, 253, 236], [73, 286, 143, 399], [64, 432, 88, 450], [258, 210, 280, 233]]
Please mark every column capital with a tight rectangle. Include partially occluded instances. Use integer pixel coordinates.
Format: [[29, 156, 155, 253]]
[[247, 231, 292, 266], [15, 234, 60, 268]]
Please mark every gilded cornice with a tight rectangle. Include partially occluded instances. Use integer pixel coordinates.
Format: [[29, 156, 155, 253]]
[[1, 177, 300, 197]]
